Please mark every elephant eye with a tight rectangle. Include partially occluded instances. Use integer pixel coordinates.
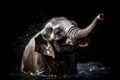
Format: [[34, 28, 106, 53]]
[[55, 30, 65, 40], [56, 30, 61, 35], [53, 27, 65, 41]]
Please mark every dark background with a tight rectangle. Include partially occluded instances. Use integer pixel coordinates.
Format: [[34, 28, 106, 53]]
[[5, 0, 117, 79]]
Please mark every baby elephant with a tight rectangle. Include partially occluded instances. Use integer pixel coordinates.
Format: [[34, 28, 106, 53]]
[[21, 13, 104, 75]]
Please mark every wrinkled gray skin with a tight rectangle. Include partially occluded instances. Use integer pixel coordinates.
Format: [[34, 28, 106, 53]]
[[40, 13, 104, 53], [21, 13, 104, 75]]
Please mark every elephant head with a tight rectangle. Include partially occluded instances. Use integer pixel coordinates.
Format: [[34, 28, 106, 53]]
[[36, 13, 104, 56]]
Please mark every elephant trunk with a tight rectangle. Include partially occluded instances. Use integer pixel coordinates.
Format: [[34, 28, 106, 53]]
[[75, 13, 104, 39], [65, 13, 104, 47]]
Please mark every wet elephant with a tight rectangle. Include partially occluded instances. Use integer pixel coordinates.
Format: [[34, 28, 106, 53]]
[[21, 13, 104, 75]]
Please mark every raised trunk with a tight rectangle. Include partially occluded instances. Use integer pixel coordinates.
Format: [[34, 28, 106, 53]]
[[76, 13, 103, 38]]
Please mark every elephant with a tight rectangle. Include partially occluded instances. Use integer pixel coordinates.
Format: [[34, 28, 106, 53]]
[[21, 13, 104, 75]]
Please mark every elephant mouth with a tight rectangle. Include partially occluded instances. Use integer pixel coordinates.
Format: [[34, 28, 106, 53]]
[[77, 38, 89, 47], [62, 39, 89, 48], [78, 41, 88, 47]]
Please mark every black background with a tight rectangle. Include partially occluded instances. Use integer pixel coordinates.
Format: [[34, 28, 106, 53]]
[[5, 0, 117, 79]]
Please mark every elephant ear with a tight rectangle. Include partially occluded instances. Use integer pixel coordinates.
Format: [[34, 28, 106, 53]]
[[35, 34, 55, 59]]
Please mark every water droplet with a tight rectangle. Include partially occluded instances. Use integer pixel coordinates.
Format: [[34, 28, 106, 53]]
[[89, 68, 92, 71]]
